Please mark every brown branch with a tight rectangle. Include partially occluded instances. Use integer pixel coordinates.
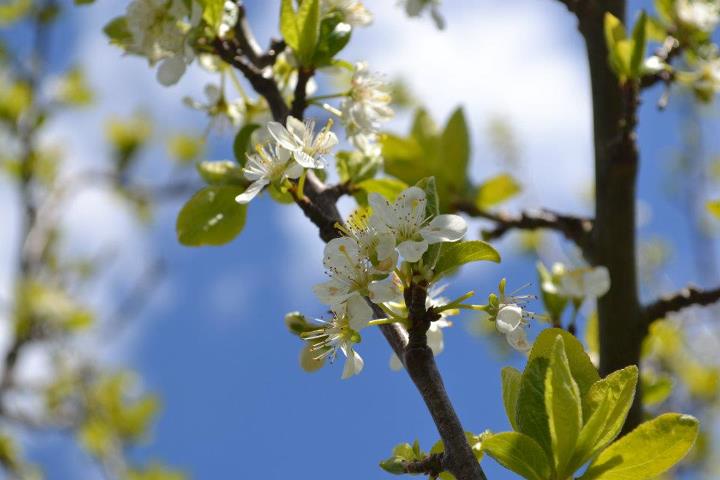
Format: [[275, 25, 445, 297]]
[[290, 67, 314, 119], [643, 285, 720, 326], [454, 201, 594, 256], [402, 453, 445, 476]]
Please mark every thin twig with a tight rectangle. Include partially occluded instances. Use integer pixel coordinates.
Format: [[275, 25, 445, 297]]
[[454, 201, 594, 256], [643, 285, 720, 326]]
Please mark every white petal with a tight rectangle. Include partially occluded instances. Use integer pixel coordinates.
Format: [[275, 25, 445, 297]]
[[286, 116, 307, 138], [584, 267, 610, 298], [368, 277, 402, 304], [294, 151, 324, 169], [375, 232, 396, 261], [284, 161, 304, 179], [312, 279, 351, 306], [346, 294, 372, 331], [341, 349, 364, 379], [506, 328, 532, 352], [235, 179, 267, 204], [268, 122, 301, 151], [368, 192, 396, 227], [156, 56, 186, 86], [324, 237, 361, 269], [394, 186, 426, 228], [427, 324, 445, 355], [397, 239, 428, 263], [421, 214, 467, 243], [389, 353, 404, 371], [496, 305, 523, 334]]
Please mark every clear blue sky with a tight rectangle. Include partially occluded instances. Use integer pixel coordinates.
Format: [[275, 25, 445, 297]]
[[11, 0, 720, 478]]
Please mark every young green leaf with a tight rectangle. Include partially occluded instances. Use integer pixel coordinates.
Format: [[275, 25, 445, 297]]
[[312, 13, 352, 66], [529, 328, 600, 398], [545, 336, 582, 476], [501, 366, 522, 431], [200, 0, 225, 31], [482, 432, 552, 480], [579, 413, 699, 480], [440, 107, 470, 188], [516, 356, 552, 458], [630, 12, 648, 78], [176, 186, 248, 246], [279, 0, 299, 50], [432, 240, 501, 280], [356, 178, 408, 202], [232, 123, 260, 165], [604, 13, 630, 79], [296, 0, 320, 65], [103, 17, 132, 46], [196, 160, 247, 186], [475, 174, 521, 209], [584, 365, 638, 439]]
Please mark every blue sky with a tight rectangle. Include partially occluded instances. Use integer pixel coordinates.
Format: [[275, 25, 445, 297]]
[[3, 0, 720, 478]]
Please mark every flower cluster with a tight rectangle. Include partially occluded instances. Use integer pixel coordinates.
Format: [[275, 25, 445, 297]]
[[306, 186, 468, 378], [235, 116, 337, 204]]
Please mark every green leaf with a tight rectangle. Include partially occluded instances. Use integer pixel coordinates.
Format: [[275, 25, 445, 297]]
[[642, 373, 673, 406], [279, 0, 299, 50], [630, 12, 648, 78], [0, 0, 31, 25], [432, 240, 501, 280], [516, 356, 552, 456], [567, 366, 638, 473], [529, 328, 600, 399], [501, 367, 522, 431], [707, 199, 720, 219], [579, 413, 699, 480], [176, 186, 248, 246], [475, 174, 521, 209], [604, 13, 630, 79], [232, 123, 260, 166], [196, 160, 247, 186], [584, 366, 638, 440], [440, 107, 470, 193], [482, 432, 552, 480], [103, 17, 133, 46], [356, 178, 408, 202], [312, 13, 352, 66], [296, 0, 320, 65], [200, 0, 225, 31], [545, 336, 582, 476]]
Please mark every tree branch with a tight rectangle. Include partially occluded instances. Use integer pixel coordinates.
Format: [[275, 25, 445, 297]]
[[454, 201, 594, 257], [643, 285, 720, 325], [216, 11, 487, 477]]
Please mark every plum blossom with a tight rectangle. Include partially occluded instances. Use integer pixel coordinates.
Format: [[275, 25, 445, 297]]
[[676, 0, 720, 32], [267, 116, 337, 169], [321, 0, 373, 27], [235, 144, 303, 204], [183, 84, 245, 128], [313, 238, 401, 307], [542, 263, 610, 300], [125, 0, 201, 85], [340, 62, 394, 153], [303, 295, 373, 379], [369, 187, 467, 262]]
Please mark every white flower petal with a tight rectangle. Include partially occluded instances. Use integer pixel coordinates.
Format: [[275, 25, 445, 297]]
[[397, 239, 428, 262], [496, 305, 523, 334], [368, 277, 402, 304], [421, 214, 467, 243], [313, 279, 351, 306], [506, 328, 531, 352], [427, 323, 445, 355], [235, 179, 267, 204], [584, 267, 610, 298], [346, 294, 372, 331], [268, 121, 301, 151], [341, 349, 364, 379], [394, 186, 426, 226], [156, 56, 186, 86], [294, 151, 324, 169], [284, 161, 304, 179], [389, 353, 404, 371]]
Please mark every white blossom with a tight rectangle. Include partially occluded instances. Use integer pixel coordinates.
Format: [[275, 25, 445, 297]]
[[543, 263, 611, 300], [340, 62, 393, 152], [125, 0, 200, 85], [304, 295, 373, 379], [676, 0, 720, 32], [235, 144, 302, 204], [267, 116, 337, 169], [321, 0, 373, 27], [496, 305, 532, 352], [313, 238, 401, 307], [369, 187, 467, 262], [183, 84, 245, 128]]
